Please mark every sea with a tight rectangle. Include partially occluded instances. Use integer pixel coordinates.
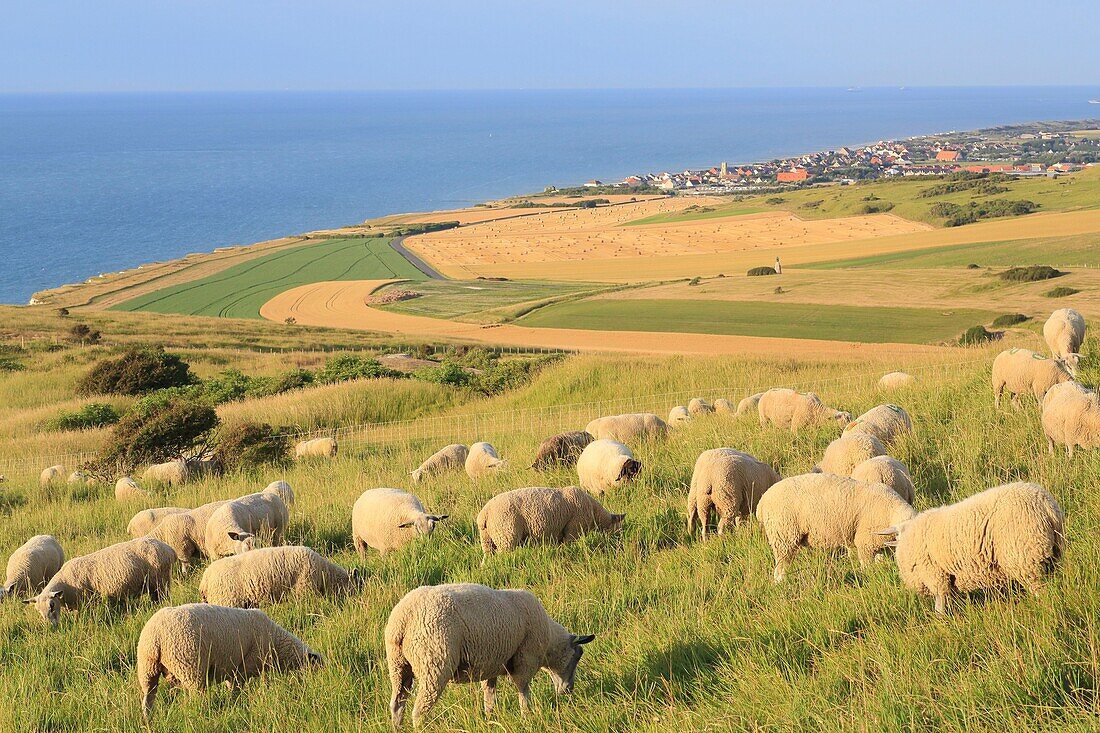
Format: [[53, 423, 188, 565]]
[[2, 86, 1098, 304]]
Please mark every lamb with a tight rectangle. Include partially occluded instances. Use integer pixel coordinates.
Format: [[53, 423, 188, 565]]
[[736, 393, 765, 417], [477, 486, 625, 555], [115, 476, 149, 501], [843, 404, 913, 446], [576, 439, 641, 494], [687, 449, 781, 537], [385, 583, 595, 727], [137, 603, 323, 721], [411, 444, 468, 483], [992, 348, 1074, 408], [294, 436, 338, 459], [757, 388, 851, 433], [204, 492, 289, 558], [1044, 308, 1086, 362], [3, 535, 64, 598], [263, 480, 295, 506], [531, 432, 593, 470], [687, 398, 715, 416], [352, 488, 448, 557], [142, 458, 190, 486], [850, 456, 915, 505], [25, 537, 176, 626], [667, 405, 692, 426], [465, 442, 506, 479], [199, 546, 362, 607], [878, 482, 1064, 614], [878, 371, 916, 390], [126, 507, 189, 538], [713, 398, 735, 414], [814, 433, 887, 476], [755, 473, 916, 582], [1042, 380, 1100, 458], [39, 466, 63, 487], [584, 412, 669, 443]]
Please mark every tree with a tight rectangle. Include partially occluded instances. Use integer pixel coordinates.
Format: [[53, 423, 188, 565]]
[[78, 346, 194, 396], [95, 399, 219, 475]]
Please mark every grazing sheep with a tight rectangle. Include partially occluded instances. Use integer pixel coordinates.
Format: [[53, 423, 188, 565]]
[[294, 436, 338, 460], [713, 398, 735, 414], [3, 535, 64, 598], [39, 465, 64, 488], [115, 476, 149, 501], [879, 482, 1064, 614], [1042, 380, 1100, 458], [25, 537, 176, 627], [385, 583, 595, 727], [584, 412, 668, 443], [992, 348, 1074, 408], [687, 398, 715, 416], [352, 488, 447, 557], [185, 457, 223, 478], [145, 513, 204, 572], [142, 458, 190, 486], [736, 393, 765, 417], [576, 439, 641, 494], [263, 480, 295, 507], [843, 404, 913, 446], [531, 432, 593, 470], [667, 405, 692, 426], [465, 442, 506, 480], [1044, 308, 1086, 362], [477, 486, 624, 555], [204, 492, 289, 559], [850, 456, 915, 505], [756, 473, 915, 582], [687, 449, 781, 537], [815, 433, 887, 476], [126, 507, 189, 538], [137, 603, 323, 722], [878, 371, 916, 390], [757, 388, 851, 433], [412, 444, 468, 483], [67, 470, 95, 486], [199, 546, 362, 607]]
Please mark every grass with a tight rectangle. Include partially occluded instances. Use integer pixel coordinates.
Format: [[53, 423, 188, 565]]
[[622, 206, 764, 226], [517, 299, 997, 344], [375, 280, 608, 324], [110, 238, 424, 319]]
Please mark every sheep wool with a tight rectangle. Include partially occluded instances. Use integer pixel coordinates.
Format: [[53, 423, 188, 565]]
[[816, 433, 887, 476], [3, 535, 64, 598], [850, 455, 915, 505], [39, 465, 64, 488], [713, 398, 735, 414], [1042, 381, 1100, 458], [115, 476, 149, 501], [137, 603, 323, 721], [294, 436, 338, 460], [263, 480, 295, 507], [576, 439, 641, 494], [145, 513, 203, 571], [352, 488, 447, 557], [736, 393, 765, 417], [687, 448, 781, 537], [756, 473, 915, 582], [465, 442, 506, 480], [204, 492, 289, 558], [1043, 308, 1086, 361], [878, 371, 916, 390], [411, 444, 468, 483], [67, 470, 95, 486], [992, 348, 1073, 408], [584, 412, 669, 443], [199, 546, 360, 607], [687, 398, 715, 416], [127, 507, 189, 538], [757, 388, 851, 433], [477, 486, 625, 555], [843, 404, 913, 446], [668, 406, 692, 426], [531, 432, 593, 470], [142, 459, 190, 486], [385, 583, 594, 727]]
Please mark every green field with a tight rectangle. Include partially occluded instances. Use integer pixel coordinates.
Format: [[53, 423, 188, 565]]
[[623, 205, 764, 226], [112, 238, 424, 319], [518, 298, 997, 343], [376, 280, 611, 323]]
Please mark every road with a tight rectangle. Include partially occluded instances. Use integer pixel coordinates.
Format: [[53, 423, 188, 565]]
[[389, 236, 445, 280]]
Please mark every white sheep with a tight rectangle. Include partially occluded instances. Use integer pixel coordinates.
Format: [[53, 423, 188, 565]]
[[25, 537, 176, 626], [142, 458, 190, 486], [815, 432, 887, 476], [204, 492, 289, 559], [67, 470, 95, 486], [295, 436, 338, 459], [352, 488, 448, 557], [1044, 308, 1086, 362], [39, 465, 64, 488], [757, 388, 851, 433], [584, 412, 669, 443], [115, 476, 149, 501], [126, 507, 189, 538], [878, 371, 916, 390], [263, 480, 295, 506], [687, 448, 781, 537], [756, 473, 915, 582], [849, 455, 915, 505], [137, 603, 323, 721], [713, 398, 735, 414], [687, 397, 715, 415], [736, 393, 764, 417], [576, 439, 641, 494], [3, 535, 64, 598], [1042, 380, 1100, 458], [385, 583, 595, 727], [531, 432, 593, 470], [199, 546, 362, 607], [465, 442, 506, 479], [879, 482, 1064, 614], [412, 444, 468, 483], [145, 513, 204, 572], [667, 405, 692, 426], [843, 404, 913, 446], [992, 348, 1074, 408], [477, 486, 625, 555]]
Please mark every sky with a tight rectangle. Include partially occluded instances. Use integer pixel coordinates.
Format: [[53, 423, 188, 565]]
[[4, 0, 1099, 93]]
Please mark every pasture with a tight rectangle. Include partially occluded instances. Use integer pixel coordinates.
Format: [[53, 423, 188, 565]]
[[375, 279, 608, 324]]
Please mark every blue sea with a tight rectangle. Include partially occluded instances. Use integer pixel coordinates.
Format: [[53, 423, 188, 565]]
[[2, 86, 1098, 304]]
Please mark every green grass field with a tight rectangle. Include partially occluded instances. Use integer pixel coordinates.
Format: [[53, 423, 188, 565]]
[[376, 279, 608, 324], [622, 205, 765, 226], [518, 298, 997, 343], [111, 238, 424, 319]]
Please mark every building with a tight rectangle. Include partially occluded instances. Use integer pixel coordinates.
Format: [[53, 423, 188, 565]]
[[935, 149, 961, 162], [776, 168, 809, 182]]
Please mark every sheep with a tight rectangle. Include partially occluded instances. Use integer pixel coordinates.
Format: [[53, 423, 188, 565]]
[[39, 465, 64, 487], [687, 448, 781, 537], [126, 507, 189, 538], [878, 482, 1064, 614], [185, 499, 233, 556], [815, 433, 887, 476], [667, 405, 692, 426], [199, 546, 362, 607], [477, 486, 625, 555], [755, 473, 916, 582], [67, 470, 95, 486], [142, 458, 190, 486], [295, 436, 338, 459], [204, 492, 289, 559], [25, 537, 176, 626], [1044, 308, 1086, 362], [584, 412, 669, 443], [352, 488, 448, 557], [736, 392, 764, 417], [530, 432, 593, 470], [878, 371, 916, 390], [687, 397, 715, 416], [263, 480, 295, 506], [412, 444, 468, 483], [757, 388, 851, 433], [465, 442, 506, 480], [385, 583, 595, 727], [115, 476, 149, 501], [850, 456, 915, 505], [576, 439, 641, 494], [992, 348, 1074, 408], [3, 535, 64, 598], [843, 404, 913, 446], [713, 398, 735, 414], [185, 457, 223, 478], [1042, 380, 1100, 458], [145, 513, 204, 572], [137, 603, 323, 721]]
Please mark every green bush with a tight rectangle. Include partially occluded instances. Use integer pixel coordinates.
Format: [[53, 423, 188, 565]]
[[959, 325, 996, 346], [0, 355, 23, 372], [316, 355, 402, 384], [78, 347, 194, 396], [747, 267, 778, 277], [68, 323, 101, 344], [97, 399, 219, 474], [45, 403, 120, 432], [1044, 286, 1081, 298], [213, 422, 289, 471], [857, 201, 894, 214], [472, 356, 558, 396], [999, 265, 1065, 282], [414, 362, 475, 388], [991, 313, 1029, 328]]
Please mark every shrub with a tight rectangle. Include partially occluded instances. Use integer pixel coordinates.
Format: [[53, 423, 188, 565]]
[[747, 267, 778, 277], [68, 323, 101, 344], [966, 263, 981, 269], [213, 422, 289, 471], [414, 362, 475, 388], [774, 286, 785, 295], [959, 325, 996, 346], [0, 355, 23, 372], [97, 399, 219, 474], [45, 403, 120, 432], [765, 197, 785, 205], [57, 307, 70, 317], [1045, 286, 1081, 298], [473, 356, 558, 396], [688, 277, 702, 286], [78, 347, 194, 396], [998, 266, 1065, 282], [268, 369, 315, 394], [857, 201, 894, 214], [316, 354, 402, 384], [991, 313, 1029, 328]]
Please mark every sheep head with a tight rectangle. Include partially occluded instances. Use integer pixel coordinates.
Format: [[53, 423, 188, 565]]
[[225, 531, 255, 555], [542, 622, 595, 695], [25, 590, 63, 627]]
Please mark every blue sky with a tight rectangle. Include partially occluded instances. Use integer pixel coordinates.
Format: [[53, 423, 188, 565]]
[[4, 0, 1099, 92]]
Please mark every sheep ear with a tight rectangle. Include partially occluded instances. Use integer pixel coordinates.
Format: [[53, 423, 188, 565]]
[[228, 531, 254, 541], [573, 634, 595, 646], [397, 521, 415, 528], [430, 515, 449, 522], [49, 590, 63, 599], [307, 651, 324, 665], [876, 526, 900, 537]]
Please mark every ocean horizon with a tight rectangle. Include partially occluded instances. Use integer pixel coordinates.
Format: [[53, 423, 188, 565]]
[[2, 85, 1099, 304]]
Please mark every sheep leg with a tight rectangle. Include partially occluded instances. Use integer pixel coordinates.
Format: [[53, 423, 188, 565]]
[[716, 512, 730, 536], [354, 537, 367, 562], [1067, 443, 1075, 459], [1047, 437, 1056, 455], [411, 672, 447, 728], [138, 662, 161, 724], [482, 678, 497, 715], [993, 385, 1002, 409], [388, 660, 414, 729], [508, 653, 539, 714], [933, 593, 949, 615]]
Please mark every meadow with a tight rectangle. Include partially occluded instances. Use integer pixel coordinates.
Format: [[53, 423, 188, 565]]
[[375, 279, 608, 324]]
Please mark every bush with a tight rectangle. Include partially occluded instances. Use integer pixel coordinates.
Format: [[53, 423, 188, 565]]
[[78, 347, 194, 396], [688, 277, 702, 286], [414, 362, 475, 388], [267, 369, 315, 394], [45, 403, 120, 432], [97, 399, 219, 474], [213, 422, 289, 471], [857, 201, 894, 214], [472, 356, 557, 396], [316, 354, 401, 384], [68, 323, 101, 344], [932, 199, 1039, 227], [991, 313, 1029, 328], [0, 355, 23, 372], [959, 325, 996, 346], [1044, 286, 1081, 298], [998, 266, 1065, 282], [747, 267, 778, 277], [966, 263, 981, 269]]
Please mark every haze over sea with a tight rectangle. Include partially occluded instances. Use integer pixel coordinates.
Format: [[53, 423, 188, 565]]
[[2, 86, 1098, 304]]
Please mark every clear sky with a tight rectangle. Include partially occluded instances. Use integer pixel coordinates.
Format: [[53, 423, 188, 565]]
[[4, 0, 1099, 92]]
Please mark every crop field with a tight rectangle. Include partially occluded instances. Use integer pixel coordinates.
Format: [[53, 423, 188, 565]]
[[621, 205, 765, 226], [375, 279, 609, 324]]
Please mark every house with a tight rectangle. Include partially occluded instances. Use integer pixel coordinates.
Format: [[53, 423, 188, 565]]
[[935, 150, 961, 162], [583, 180, 603, 188], [776, 168, 809, 182]]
